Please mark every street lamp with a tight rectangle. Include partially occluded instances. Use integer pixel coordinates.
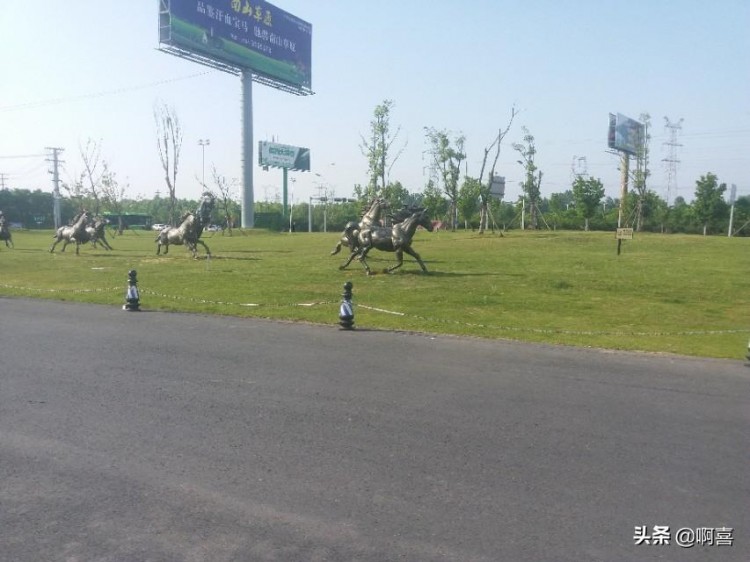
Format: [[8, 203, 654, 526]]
[[198, 139, 210, 186]]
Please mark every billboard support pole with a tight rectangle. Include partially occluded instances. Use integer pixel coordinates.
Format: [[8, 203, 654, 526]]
[[241, 70, 255, 228], [617, 152, 629, 255], [282, 167, 288, 222]]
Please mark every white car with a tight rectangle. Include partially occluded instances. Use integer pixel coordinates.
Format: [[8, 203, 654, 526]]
[[151, 223, 168, 231]]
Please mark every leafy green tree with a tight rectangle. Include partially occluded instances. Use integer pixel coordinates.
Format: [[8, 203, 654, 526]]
[[424, 127, 465, 230], [421, 180, 448, 222], [548, 191, 575, 230], [458, 177, 481, 229], [670, 196, 694, 233], [730, 195, 750, 236], [513, 127, 543, 229], [693, 172, 727, 235], [360, 100, 405, 199], [381, 180, 411, 211], [632, 113, 651, 231], [572, 176, 605, 231]]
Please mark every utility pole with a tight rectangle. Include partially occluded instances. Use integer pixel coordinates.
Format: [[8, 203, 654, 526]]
[[46, 147, 64, 228], [728, 184, 737, 237], [0, 173, 8, 190]]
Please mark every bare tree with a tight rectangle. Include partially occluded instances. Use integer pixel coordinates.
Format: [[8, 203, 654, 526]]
[[100, 162, 127, 234], [154, 101, 182, 226], [476, 106, 517, 233], [79, 138, 104, 215], [211, 164, 237, 235]]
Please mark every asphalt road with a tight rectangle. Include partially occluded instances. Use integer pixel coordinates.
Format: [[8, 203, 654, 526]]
[[1, 297, 748, 561]]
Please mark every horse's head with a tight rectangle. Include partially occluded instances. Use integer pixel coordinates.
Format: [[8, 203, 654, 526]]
[[417, 209, 434, 232]]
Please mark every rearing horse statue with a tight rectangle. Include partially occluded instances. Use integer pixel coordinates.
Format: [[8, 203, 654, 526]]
[[50, 211, 90, 255], [330, 197, 389, 257], [341, 206, 434, 275], [155, 192, 215, 258]]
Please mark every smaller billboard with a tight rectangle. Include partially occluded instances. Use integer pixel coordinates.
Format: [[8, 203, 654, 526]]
[[608, 113, 644, 155], [258, 141, 310, 171], [489, 174, 506, 199]]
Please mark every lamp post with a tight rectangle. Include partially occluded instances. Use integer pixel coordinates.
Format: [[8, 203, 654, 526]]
[[198, 139, 210, 186]]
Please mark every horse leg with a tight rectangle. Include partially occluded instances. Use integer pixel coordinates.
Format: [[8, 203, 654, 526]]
[[195, 239, 210, 258], [358, 247, 373, 275], [339, 248, 360, 270], [331, 241, 342, 255], [386, 249, 405, 273], [402, 245, 428, 273]]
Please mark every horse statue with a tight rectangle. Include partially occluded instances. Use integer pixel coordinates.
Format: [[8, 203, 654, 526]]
[[0, 212, 12, 248], [87, 217, 113, 250], [50, 211, 91, 255], [155, 192, 215, 258], [341, 206, 434, 275], [330, 197, 389, 257]]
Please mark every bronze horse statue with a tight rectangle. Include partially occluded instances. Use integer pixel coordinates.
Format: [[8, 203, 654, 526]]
[[50, 211, 91, 255], [330, 197, 389, 257], [156, 192, 215, 258], [0, 213, 12, 248], [340, 206, 434, 275]]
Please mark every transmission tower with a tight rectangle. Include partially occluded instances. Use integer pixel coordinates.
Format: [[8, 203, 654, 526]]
[[662, 117, 683, 206], [570, 155, 588, 181]]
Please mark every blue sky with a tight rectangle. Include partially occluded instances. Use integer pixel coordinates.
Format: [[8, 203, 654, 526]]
[[1, 0, 748, 207]]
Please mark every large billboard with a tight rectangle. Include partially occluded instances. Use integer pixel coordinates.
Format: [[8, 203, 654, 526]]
[[258, 141, 310, 171], [608, 113, 644, 155], [159, 0, 312, 94]]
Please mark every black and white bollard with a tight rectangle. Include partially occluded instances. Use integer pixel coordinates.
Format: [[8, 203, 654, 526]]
[[339, 281, 354, 330], [746, 338, 750, 362], [123, 269, 141, 311]]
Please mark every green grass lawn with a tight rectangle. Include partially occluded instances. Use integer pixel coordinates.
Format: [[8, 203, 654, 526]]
[[1, 228, 748, 359]]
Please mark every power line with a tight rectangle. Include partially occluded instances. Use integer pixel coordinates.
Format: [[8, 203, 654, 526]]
[[0, 153, 47, 159], [0, 71, 212, 113]]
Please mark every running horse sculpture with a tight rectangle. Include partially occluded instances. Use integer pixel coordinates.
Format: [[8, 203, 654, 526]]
[[0, 212, 12, 248], [340, 206, 434, 275], [87, 217, 113, 250], [330, 197, 389, 258], [155, 192, 215, 258], [49, 211, 91, 255]]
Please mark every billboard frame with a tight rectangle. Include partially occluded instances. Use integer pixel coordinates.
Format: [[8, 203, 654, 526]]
[[158, 0, 313, 96], [608, 113, 644, 156]]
